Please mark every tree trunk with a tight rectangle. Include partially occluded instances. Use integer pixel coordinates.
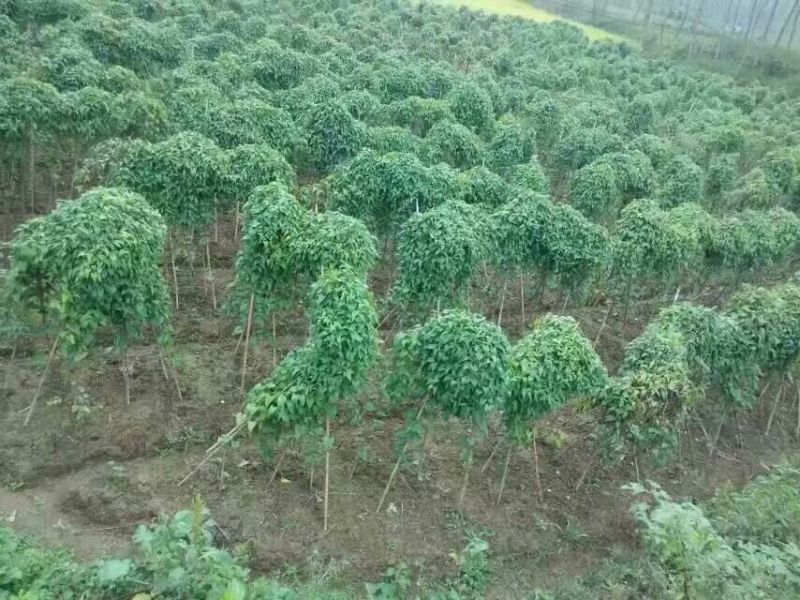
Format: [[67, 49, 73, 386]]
[[634, 0, 645, 22], [644, 0, 655, 25], [774, 0, 797, 44], [788, 0, 800, 44], [745, 0, 769, 40], [732, 0, 744, 32], [688, 0, 706, 56], [760, 0, 781, 40], [680, 0, 694, 32]]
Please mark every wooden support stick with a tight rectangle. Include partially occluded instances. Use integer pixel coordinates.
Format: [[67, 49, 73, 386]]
[[23, 335, 59, 426], [240, 293, 255, 394]]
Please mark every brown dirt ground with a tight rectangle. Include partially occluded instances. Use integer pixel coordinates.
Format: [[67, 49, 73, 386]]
[[2, 222, 799, 598]]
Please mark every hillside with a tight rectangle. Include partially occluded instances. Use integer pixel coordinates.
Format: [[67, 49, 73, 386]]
[[1, 0, 799, 598]]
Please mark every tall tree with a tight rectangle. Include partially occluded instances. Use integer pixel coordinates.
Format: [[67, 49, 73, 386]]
[[760, 0, 782, 40], [788, 0, 800, 44], [775, 0, 798, 45], [745, 0, 770, 40]]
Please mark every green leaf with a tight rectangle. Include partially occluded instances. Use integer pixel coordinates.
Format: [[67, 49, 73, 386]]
[[219, 579, 246, 600], [96, 558, 134, 583]]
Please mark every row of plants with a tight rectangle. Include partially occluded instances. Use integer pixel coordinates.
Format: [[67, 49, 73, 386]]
[[4, 169, 800, 525], [597, 275, 800, 465], [2, 0, 800, 222]]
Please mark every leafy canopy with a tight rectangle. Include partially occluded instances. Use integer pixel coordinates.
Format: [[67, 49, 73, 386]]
[[386, 310, 509, 425], [506, 315, 606, 443], [7, 187, 170, 354]]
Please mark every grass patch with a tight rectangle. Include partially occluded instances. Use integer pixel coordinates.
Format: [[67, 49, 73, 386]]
[[422, 0, 630, 44]]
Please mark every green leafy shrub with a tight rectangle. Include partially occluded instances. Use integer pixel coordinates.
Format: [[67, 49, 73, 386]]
[[422, 119, 484, 170], [569, 161, 622, 222], [446, 81, 494, 134], [392, 201, 489, 312], [7, 187, 170, 354], [302, 100, 366, 173], [329, 149, 458, 237], [656, 154, 703, 207]]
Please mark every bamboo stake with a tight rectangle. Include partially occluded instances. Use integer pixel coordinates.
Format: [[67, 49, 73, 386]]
[[170, 233, 180, 312], [240, 293, 254, 394], [795, 381, 800, 440], [734, 410, 743, 450], [519, 272, 525, 333], [233, 321, 246, 359], [457, 458, 472, 512], [710, 409, 727, 457], [218, 447, 225, 493], [480, 440, 501, 473], [23, 335, 60, 426], [206, 241, 217, 311], [532, 428, 543, 502], [348, 455, 360, 480], [29, 134, 35, 213], [3, 343, 17, 393], [574, 454, 594, 493], [177, 422, 245, 486], [272, 313, 277, 368], [496, 446, 512, 506], [214, 198, 219, 243], [497, 280, 508, 327], [592, 302, 612, 348], [765, 381, 784, 436], [376, 397, 428, 513], [233, 201, 241, 243], [170, 356, 184, 403], [121, 348, 132, 404], [324, 417, 331, 531], [690, 408, 712, 453], [560, 291, 570, 314], [269, 449, 287, 485]]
